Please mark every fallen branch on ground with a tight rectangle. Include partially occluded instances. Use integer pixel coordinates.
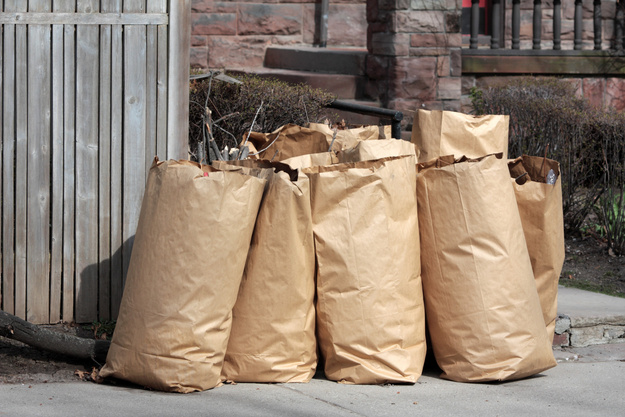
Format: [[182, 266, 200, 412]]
[[0, 310, 110, 364]]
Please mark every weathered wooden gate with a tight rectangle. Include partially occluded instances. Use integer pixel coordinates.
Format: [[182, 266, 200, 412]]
[[0, 1, 190, 324]]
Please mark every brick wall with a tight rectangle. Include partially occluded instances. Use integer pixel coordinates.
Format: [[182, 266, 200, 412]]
[[191, 0, 368, 70]]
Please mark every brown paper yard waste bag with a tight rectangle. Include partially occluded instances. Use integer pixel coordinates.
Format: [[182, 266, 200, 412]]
[[211, 160, 317, 383], [417, 154, 556, 382], [308, 123, 393, 150], [509, 156, 565, 343], [246, 124, 332, 161], [100, 158, 266, 393], [337, 139, 418, 163], [280, 151, 338, 170], [302, 155, 426, 384], [411, 109, 509, 163]]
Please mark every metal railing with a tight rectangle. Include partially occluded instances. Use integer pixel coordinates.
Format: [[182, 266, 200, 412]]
[[468, 0, 625, 52], [326, 100, 404, 140]]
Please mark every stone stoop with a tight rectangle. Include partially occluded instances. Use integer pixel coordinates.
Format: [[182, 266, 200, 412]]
[[553, 314, 625, 348], [238, 46, 385, 126]]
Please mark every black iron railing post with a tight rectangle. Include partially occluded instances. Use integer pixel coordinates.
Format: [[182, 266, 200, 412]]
[[618, 0, 625, 51], [491, 0, 501, 49], [470, 0, 479, 49], [533, 0, 542, 50], [594, 0, 602, 50], [512, 0, 521, 49], [574, 0, 583, 50], [553, 0, 562, 50]]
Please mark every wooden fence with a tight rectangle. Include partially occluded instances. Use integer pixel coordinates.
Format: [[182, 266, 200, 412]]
[[0, 0, 190, 324]]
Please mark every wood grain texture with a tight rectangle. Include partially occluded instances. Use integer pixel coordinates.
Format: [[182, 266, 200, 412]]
[[0, 0, 187, 322], [74, 0, 100, 323], [62, 21, 77, 323], [14, 0, 29, 321], [2, 14, 16, 316]]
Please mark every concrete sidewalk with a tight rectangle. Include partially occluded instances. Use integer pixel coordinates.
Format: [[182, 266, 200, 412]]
[[1, 357, 624, 417], [555, 285, 625, 347], [1, 286, 624, 417]]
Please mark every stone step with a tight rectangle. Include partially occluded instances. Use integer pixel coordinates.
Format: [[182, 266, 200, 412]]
[[264, 46, 367, 76], [230, 68, 369, 101]]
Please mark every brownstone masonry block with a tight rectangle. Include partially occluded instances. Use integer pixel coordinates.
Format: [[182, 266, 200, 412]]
[[303, 4, 366, 47], [449, 49, 461, 77], [389, 57, 437, 100], [437, 56, 450, 77], [192, 1, 237, 14], [378, 0, 411, 11], [461, 75, 476, 95], [409, 48, 449, 57], [207, 36, 268, 69], [192, 13, 236, 36], [442, 99, 461, 112], [410, 33, 461, 48], [388, 98, 420, 125], [606, 78, 625, 111], [460, 94, 474, 114], [437, 76, 461, 100], [419, 100, 444, 111], [191, 35, 208, 47], [395, 11, 446, 33], [561, 77, 583, 98], [445, 10, 461, 33], [411, 0, 461, 11], [583, 78, 605, 109], [190, 46, 209, 70], [371, 33, 410, 56], [365, 54, 390, 80], [238, 4, 302, 36]]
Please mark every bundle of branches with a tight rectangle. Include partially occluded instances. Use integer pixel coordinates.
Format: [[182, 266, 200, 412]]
[[189, 72, 337, 163]]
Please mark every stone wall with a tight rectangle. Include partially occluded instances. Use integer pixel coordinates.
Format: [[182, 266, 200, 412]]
[[366, 0, 463, 128], [190, 0, 368, 70]]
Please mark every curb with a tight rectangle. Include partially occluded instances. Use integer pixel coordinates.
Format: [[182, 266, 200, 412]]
[[554, 313, 625, 348]]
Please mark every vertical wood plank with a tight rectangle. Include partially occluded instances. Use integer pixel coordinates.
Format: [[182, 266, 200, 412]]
[[156, 24, 168, 160], [75, 0, 100, 323], [167, 0, 191, 160], [27, 0, 53, 324], [63, 20, 76, 323], [154, 0, 168, 160], [14, 0, 29, 320], [146, 29, 157, 174], [123, 0, 148, 286], [98, 1, 115, 321], [0, 3, 4, 311], [2, 11, 16, 315], [110, 8, 124, 319], [51, 0, 75, 323]]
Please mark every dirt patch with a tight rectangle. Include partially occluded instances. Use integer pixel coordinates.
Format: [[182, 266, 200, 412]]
[[1, 235, 623, 384], [0, 323, 99, 384], [560, 235, 625, 298]]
